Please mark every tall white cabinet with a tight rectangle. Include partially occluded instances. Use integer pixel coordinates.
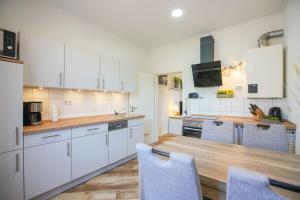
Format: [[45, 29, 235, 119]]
[[0, 60, 23, 200], [0, 150, 24, 200], [20, 32, 65, 88]]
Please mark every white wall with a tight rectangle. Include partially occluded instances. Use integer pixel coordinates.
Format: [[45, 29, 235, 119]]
[[144, 13, 287, 136], [284, 0, 300, 154], [0, 0, 146, 66]]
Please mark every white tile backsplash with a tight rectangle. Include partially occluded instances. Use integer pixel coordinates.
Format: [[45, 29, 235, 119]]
[[23, 88, 129, 120], [188, 90, 289, 118]]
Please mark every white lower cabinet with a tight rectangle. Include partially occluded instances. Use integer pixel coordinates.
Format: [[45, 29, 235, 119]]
[[168, 118, 183, 135], [108, 128, 128, 164], [72, 132, 109, 179], [128, 125, 144, 155], [24, 140, 71, 199], [0, 150, 23, 200]]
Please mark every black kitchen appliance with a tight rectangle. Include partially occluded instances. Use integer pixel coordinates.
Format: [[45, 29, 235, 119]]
[[191, 60, 223, 87], [0, 29, 17, 59], [23, 102, 43, 126], [182, 120, 202, 138], [269, 107, 282, 120]]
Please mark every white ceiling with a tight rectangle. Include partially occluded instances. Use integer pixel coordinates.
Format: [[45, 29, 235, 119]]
[[47, 0, 283, 48]]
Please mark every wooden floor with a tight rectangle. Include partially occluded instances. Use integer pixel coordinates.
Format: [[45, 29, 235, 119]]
[[53, 159, 139, 200]]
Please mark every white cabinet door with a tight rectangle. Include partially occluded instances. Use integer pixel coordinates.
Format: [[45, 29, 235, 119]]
[[128, 125, 144, 155], [24, 140, 71, 199], [120, 60, 137, 92], [72, 132, 109, 180], [100, 55, 120, 91], [108, 129, 127, 164], [65, 45, 100, 90], [0, 150, 23, 200], [20, 32, 64, 88], [168, 118, 183, 135], [0, 61, 23, 154]]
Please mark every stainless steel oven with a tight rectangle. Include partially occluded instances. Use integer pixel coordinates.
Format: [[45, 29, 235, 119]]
[[182, 119, 203, 138]]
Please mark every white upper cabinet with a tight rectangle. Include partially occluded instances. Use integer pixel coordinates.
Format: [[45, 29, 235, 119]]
[[20, 32, 64, 88], [65, 45, 100, 90], [120, 60, 137, 92], [0, 61, 23, 154], [100, 55, 120, 91], [246, 44, 283, 98]]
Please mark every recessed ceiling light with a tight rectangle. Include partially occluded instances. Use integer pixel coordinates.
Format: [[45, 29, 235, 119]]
[[172, 9, 183, 18]]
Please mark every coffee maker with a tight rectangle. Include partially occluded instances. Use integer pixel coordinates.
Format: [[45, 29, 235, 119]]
[[23, 102, 43, 126]]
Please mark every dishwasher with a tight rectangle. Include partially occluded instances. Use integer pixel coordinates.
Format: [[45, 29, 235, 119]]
[[108, 120, 128, 164]]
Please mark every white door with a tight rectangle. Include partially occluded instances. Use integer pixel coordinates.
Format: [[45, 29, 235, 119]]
[[0, 150, 23, 200], [20, 32, 64, 88], [100, 55, 120, 91], [129, 73, 155, 143], [0, 61, 23, 154], [108, 129, 127, 164], [128, 125, 144, 155], [120, 59, 137, 92], [65, 45, 100, 90], [24, 140, 71, 199], [72, 132, 109, 180]]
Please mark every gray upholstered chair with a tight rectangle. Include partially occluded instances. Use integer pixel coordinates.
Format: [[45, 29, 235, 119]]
[[242, 124, 288, 152], [226, 167, 285, 200], [136, 143, 203, 200], [201, 120, 234, 144]]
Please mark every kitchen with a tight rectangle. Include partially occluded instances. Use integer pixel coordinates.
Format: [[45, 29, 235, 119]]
[[0, 0, 300, 200]]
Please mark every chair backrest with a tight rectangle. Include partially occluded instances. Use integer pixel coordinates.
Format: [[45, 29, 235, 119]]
[[136, 143, 203, 200], [201, 120, 234, 144], [226, 167, 285, 200], [242, 124, 288, 152]]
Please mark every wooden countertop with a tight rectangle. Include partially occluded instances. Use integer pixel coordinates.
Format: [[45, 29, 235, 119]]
[[24, 114, 145, 135], [156, 135, 300, 200], [0, 56, 23, 64], [169, 115, 296, 130]]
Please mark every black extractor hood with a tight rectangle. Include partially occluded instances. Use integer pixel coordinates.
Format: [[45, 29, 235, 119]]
[[191, 35, 222, 87]]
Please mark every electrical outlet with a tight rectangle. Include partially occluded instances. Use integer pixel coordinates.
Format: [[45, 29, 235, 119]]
[[63, 100, 72, 105]]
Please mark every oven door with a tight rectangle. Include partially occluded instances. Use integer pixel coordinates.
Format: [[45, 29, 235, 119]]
[[182, 126, 202, 138]]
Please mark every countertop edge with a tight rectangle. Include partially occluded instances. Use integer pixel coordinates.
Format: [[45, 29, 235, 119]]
[[24, 115, 145, 136], [169, 115, 296, 130]]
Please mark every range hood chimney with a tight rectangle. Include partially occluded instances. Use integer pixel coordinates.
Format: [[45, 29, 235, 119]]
[[200, 35, 214, 63], [258, 29, 284, 47]]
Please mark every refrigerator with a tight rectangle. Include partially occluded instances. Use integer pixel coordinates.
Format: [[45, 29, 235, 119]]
[[0, 60, 24, 200]]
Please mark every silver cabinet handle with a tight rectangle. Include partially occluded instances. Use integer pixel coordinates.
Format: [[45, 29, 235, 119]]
[[67, 142, 71, 157], [59, 72, 63, 87], [96, 78, 100, 89], [16, 153, 20, 172], [42, 134, 61, 139], [16, 127, 20, 146], [87, 128, 99, 132], [121, 81, 124, 91], [130, 128, 133, 138], [102, 79, 105, 89], [105, 134, 108, 145]]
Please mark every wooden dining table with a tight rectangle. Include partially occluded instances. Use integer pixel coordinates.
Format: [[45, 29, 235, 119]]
[[155, 135, 300, 200]]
